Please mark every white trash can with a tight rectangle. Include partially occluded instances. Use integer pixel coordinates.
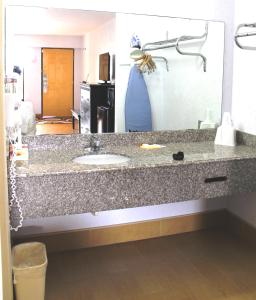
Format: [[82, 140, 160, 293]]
[[12, 242, 48, 300]]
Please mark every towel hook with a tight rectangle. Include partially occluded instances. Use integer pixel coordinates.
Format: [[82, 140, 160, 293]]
[[175, 23, 208, 72], [152, 56, 169, 71], [235, 23, 256, 50], [176, 36, 207, 72]]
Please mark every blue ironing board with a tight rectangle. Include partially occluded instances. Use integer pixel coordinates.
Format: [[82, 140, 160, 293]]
[[125, 65, 152, 132]]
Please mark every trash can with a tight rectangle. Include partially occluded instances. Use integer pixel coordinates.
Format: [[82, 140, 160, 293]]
[[12, 242, 48, 300]]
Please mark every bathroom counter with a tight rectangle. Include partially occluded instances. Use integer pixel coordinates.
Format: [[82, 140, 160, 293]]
[[15, 141, 256, 177], [10, 130, 256, 222]]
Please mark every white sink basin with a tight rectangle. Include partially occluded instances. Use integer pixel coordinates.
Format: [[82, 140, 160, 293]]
[[73, 153, 130, 165]]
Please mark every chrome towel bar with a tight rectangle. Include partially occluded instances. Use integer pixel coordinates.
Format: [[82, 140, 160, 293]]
[[235, 23, 256, 50]]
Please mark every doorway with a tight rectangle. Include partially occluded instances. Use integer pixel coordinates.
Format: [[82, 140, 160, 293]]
[[41, 48, 74, 118]]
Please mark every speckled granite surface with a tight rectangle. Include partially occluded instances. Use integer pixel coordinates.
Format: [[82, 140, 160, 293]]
[[236, 131, 256, 147], [13, 158, 256, 221], [22, 129, 217, 151], [9, 129, 256, 222], [15, 142, 256, 177]]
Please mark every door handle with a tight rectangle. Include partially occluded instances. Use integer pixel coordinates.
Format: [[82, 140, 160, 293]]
[[43, 73, 48, 93]]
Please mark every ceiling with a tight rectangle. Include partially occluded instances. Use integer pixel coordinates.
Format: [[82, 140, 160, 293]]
[[6, 6, 115, 36]]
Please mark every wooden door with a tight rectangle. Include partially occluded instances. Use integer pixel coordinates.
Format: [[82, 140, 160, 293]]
[[42, 48, 74, 117]]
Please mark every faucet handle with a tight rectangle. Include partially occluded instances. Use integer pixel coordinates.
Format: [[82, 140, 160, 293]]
[[90, 138, 102, 152], [94, 140, 101, 148]]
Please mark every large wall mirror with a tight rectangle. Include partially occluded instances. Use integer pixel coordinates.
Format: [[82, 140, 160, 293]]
[[5, 6, 224, 135]]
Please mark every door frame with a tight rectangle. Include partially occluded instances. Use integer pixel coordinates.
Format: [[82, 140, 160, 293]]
[[41, 47, 75, 117], [0, 0, 13, 299]]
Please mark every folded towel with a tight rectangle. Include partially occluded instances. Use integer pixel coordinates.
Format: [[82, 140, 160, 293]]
[[140, 144, 166, 149]]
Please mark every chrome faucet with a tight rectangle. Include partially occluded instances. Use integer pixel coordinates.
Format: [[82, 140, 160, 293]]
[[84, 137, 102, 153], [91, 139, 101, 152], [84, 136, 104, 154]]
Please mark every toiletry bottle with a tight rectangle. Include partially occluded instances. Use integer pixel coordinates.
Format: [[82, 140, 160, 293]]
[[215, 112, 236, 146]]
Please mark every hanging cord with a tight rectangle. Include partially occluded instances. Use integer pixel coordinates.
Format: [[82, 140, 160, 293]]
[[8, 128, 24, 232]]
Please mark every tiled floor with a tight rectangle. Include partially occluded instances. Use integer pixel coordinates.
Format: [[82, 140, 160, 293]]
[[46, 229, 256, 300]]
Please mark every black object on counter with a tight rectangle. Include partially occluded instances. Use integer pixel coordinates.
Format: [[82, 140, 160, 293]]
[[173, 151, 184, 161], [205, 176, 227, 183]]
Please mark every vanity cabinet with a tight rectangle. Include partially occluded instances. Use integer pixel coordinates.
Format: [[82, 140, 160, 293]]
[[14, 158, 256, 220], [80, 83, 115, 134], [13, 130, 256, 222]]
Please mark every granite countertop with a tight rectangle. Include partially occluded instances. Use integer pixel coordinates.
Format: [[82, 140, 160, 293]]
[[10, 130, 256, 221], [15, 141, 256, 177]]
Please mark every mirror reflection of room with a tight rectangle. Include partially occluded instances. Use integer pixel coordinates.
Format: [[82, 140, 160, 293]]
[[115, 14, 224, 133], [5, 6, 224, 136], [5, 7, 116, 135]]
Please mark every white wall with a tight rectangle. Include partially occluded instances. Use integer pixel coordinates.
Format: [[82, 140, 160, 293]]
[[228, 0, 256, 227], [228, 193, 256, 227], [115, 14, 224, 132], [8, 34, 84, 113], [6, 0, 235, 235], [82, 18, 116, 83], [232, 0, 256, 135], [15, 198, 227, 236]]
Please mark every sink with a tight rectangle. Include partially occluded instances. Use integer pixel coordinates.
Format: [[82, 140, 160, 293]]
[[73, 153, 130, 165]]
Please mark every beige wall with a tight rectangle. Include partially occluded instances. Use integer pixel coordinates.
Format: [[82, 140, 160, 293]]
[[0, 0, 13, 298]]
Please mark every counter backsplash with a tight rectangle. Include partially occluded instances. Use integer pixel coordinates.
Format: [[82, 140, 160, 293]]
[[22, 129, 217, 151]]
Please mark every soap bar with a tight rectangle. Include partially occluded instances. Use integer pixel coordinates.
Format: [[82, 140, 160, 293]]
[[140, 144, 166, 149]]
